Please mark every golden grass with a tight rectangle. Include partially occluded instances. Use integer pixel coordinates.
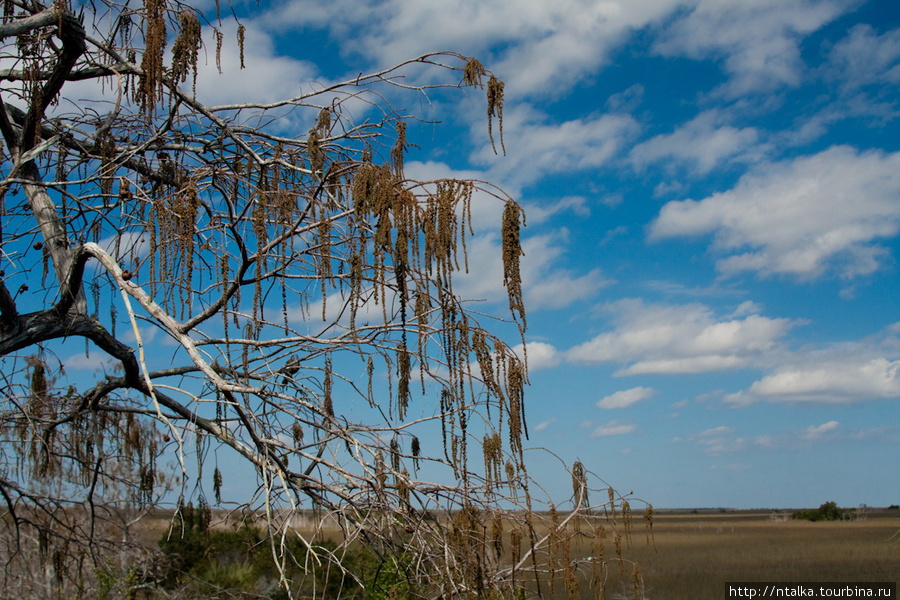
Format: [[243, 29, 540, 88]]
[[587, 510, 900, 600], [91, 507, 900, 599]]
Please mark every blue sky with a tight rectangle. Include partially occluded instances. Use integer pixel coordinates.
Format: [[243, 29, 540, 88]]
[[196, 0, 900, 509], [57, 0, 900, 509]]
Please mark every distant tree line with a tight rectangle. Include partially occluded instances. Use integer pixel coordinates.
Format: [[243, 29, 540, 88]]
[[792, 501, 848, 522]]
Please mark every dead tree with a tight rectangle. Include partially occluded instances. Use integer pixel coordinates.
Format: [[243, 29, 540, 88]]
[[0, 2, 647, 597]]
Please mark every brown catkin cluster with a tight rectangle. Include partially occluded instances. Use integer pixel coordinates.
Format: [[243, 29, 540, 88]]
[[171, 10, 202, 95], [237, 24, 245, 69], [147, 173, 201, 317], [449, 504, 486, 596], [501, 200, 525, 331], [138, 0, 167, 117], [572, 460, 588, 506], [482, 432, 502, 494], [462, 58, 486, 87], [461, 57, 505, 154], [487, 75, 505, 155]]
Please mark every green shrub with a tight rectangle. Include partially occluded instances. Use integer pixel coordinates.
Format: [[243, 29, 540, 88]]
[[158, 508, 362, 599], [793, 501, 847, 522], [356, 549, 414, 600]]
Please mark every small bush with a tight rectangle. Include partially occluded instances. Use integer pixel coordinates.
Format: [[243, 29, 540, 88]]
[[793, 501, 847, 522], [158, 506, 361, 599]]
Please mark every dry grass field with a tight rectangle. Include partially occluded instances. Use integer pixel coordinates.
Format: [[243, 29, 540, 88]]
[[589, 509, 900, 600], [34, 506, 896, 599]]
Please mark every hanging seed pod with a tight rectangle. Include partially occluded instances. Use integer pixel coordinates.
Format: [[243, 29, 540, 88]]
[[171, 10, 202, 93], [501, 200, 525, 330], [323, 355, 333, 417], [137, 0, 167, 117], [396, 344, 411, 421], [491, 512, 503, 559], [463, 58, 486, 87], [237, 24, 246, 69], [572, 461, 588, 506], [389, 437, 400, 472], [487, 75, 505, 155], [397, 468, 410, 507], [213, 467, 223, 504], [118, 178, 132, 200], [411, 436, 420, 471]]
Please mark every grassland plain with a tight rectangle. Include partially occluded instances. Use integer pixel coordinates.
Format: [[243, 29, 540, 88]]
[[109, 507, 900, 599], [587, 509, 900, 600]]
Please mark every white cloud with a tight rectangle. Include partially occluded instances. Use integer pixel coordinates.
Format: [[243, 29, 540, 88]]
[[262, 0, 685, 97], [527, 267, 609, 311], [678, 420, 890, 455], [61, 352, 118, 372], [590, 420, 636, 437], [606, 84, 645, 113], [533, 418, 557, 432], [721, 323, 900, 406], [567, 299, 796, 375], [827, 24, 900, 91], [650, 146, 900, 279], [803, 421, 839, 439], [699, 426, 736, 437], [511, 341, 561, 371], [680, 426, 748, 454], [654, 0, 857, 97], [472, 105, 640, 188], [403, 160, 513, 232], [597, 386, 654, 409], [630, 110, 760, 174], [523, 196, 591, 224], [99, 230, 150, 266], [725, 357, 900, 405], [710, 463, 751, 471], [194, 21, 321, 108], [455, 231, 609, 312]]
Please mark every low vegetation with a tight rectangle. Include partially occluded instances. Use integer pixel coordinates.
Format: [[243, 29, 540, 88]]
[[596, 508, 899, 600], [792, 501, 848, 522], [80, 506, 900, 599]]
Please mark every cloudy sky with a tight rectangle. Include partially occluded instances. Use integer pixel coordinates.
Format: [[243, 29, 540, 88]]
[[194, 0, 899, 508]]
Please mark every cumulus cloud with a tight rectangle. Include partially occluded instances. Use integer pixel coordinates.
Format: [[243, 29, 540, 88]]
[[725, 357, 900, 405], [590, 421, 636, 438], [98, 230, 151, 265], [194, 21, 319, 108], [676, 421, 849, 455], [719, 322, 900, 406], [827, 24, 900, 91], [654, 0, 857, 97], [471, 105, 640, 188], [523, 196, 591, 225], [597, 386, 655, 409], [261, 0, 684, 97], [803, 421, 839, 439], [403, 160, 512, 231], [511, 341, 561, 371], [567, 299, 796, 375], [455, 231, 609, 311], [533, 418, 557, 432], [675, 425, 748, 454], [650, 146, 900, 279], [629, 110, 760, 174]]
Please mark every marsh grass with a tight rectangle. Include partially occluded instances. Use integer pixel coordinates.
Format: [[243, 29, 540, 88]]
[[577, 509, 900, 600], [98, 508, 900, 599]]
